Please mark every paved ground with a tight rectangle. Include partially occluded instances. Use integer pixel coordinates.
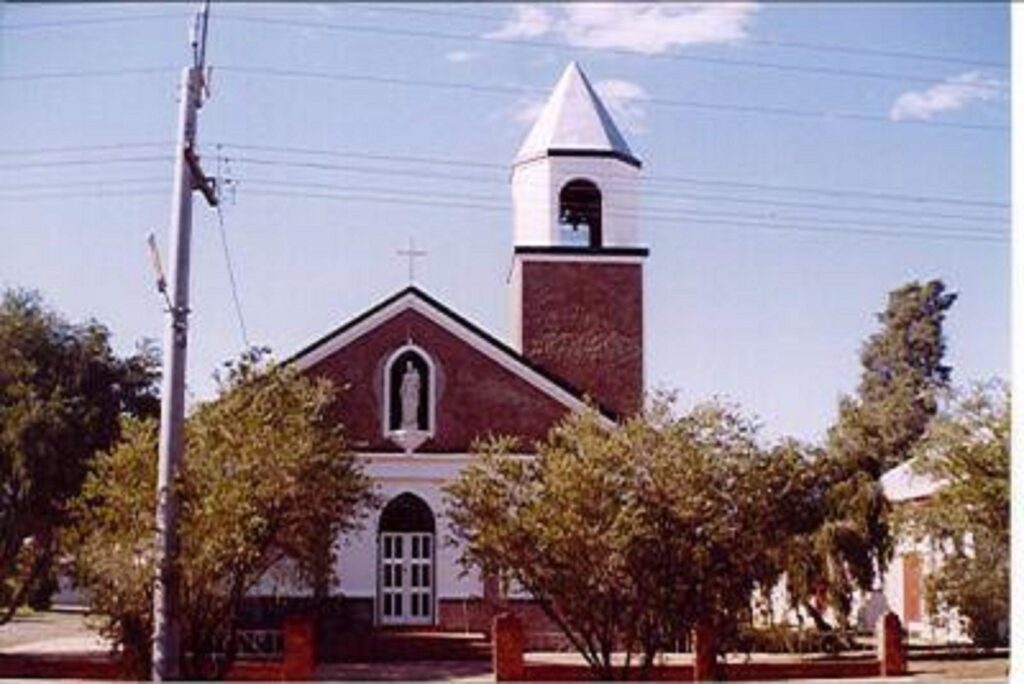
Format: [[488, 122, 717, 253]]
[[317, 661, 493, 682], [907, 657, 1008, 681], [0, 610, 108, 654]]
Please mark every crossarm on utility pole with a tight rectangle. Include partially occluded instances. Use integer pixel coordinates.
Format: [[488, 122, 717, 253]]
[[185, 145, 218, 208]]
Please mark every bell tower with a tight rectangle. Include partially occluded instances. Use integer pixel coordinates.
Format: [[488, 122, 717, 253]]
[[509, 62, 647, 417]]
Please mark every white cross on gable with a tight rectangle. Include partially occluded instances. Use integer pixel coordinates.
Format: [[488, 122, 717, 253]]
[[397, 238, 428, 283]]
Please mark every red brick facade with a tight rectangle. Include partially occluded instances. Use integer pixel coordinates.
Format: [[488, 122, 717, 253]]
[[302, 305, 579, 453], [517, 258, 644, 417]]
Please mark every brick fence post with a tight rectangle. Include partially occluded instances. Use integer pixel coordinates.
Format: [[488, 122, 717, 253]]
[[876, 611, 906, 676], [693, 620, 717, 682], [493, 611, 525, 682], [282, 613, 316, 680]]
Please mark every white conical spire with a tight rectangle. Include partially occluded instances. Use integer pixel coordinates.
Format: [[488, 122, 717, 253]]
[[514, 62, 640, 168]]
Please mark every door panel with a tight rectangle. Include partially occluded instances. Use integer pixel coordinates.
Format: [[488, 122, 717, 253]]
[[380, 532, 434, 625]]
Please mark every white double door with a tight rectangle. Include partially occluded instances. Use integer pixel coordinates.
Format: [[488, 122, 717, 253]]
[[379, 532, 434, 625]]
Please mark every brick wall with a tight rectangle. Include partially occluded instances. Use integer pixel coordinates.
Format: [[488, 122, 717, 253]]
[[306, 309, 572, 453], [519, 260, 643, 417]]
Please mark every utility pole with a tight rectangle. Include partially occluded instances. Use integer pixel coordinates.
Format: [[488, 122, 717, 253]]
[[152, 1, 217, 680]]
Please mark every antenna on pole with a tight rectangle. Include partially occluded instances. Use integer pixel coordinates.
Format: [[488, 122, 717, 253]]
[[146, 232, 172, 310], [191, 0, 211, 73]]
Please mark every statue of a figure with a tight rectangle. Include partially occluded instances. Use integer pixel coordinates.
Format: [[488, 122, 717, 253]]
[[399, 361, 421, 430]]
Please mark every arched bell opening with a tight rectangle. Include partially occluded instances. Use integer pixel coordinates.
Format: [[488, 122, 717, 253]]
[[558, 178, 603, 248]]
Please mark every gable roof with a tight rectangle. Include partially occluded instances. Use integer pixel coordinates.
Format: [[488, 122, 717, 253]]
[[881, 458, 946, 503], [514, 61, 641, 168], [287, 286, 618, 422]]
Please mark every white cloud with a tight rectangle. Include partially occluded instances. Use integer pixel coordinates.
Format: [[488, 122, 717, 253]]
[[594, 79, 649, 133], [485, 4, 553, 40], [485, 3, 760, 54], [444, 50, 478, 64], [889, 71, 1003, 122]]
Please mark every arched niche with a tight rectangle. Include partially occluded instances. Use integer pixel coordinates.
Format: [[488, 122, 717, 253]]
[[382, 344, 435, 452]]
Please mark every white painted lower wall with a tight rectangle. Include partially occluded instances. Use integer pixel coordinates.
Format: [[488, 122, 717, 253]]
[[333, 453, 484, 602]]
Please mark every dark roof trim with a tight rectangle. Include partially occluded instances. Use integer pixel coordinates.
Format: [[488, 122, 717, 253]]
[[284, 287, 416, 366], [515, 246, 649, 258], [547, 148, 643, 168], [514, 148, 643, 169], [284, 286, 620, 421]]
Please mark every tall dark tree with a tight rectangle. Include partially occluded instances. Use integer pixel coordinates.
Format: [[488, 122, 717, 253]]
[[787, 280, 956, 631], [832, 279, 957, 477], [0, 289, 158, 622]]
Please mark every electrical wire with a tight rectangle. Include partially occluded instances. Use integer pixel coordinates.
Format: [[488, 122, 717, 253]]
[[223, 153, 1008, 210], [214, 204, 251, 350], [0, 142, 170, 156], [0, 13, 187, 31], [228, 186, 1005, 244], [233, 176, 1003, 237], [216, 15, 986, 87], [216, 65, 1008, 134], [0, 67, 177, 81], [348, 4, 1009, 70], [0, 6, 1006, 72], [0, 156, 172, 170]]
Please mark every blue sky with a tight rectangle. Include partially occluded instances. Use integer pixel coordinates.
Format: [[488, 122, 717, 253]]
[[0, 3, 1009, 442]]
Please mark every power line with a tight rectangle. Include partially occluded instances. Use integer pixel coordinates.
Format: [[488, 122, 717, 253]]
[[644, 174, 1008, 209], [216, 65, 1008, 134], [0, 12, 187, 31], [234, 177, 1004, 238], [0, 155, 172, 170], [217, 142, 506, 170], [213, 204, 251, 350], [0, 145, 1002, 214], [234, 187, 1006, 244], [0, 177, 167, 192], [0, 142, 170, 156], [0, 6, 1005, 72], [224, 153, 1008, 210], [350, 4, 1009, 70], [0, 67, 176, 82], [216, 15, 982, 87], [0, 189, 165, 202]]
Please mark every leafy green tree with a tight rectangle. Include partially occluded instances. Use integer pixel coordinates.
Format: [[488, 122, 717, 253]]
[[903, 381, 1009, 648], [446, 398, 807, 679], [66, 352, 376, 678], [784, 280, 956, 632], [0, 289, 158, 623]]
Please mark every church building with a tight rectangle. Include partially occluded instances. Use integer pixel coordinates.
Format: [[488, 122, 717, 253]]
[[286, 62, 647, 640]]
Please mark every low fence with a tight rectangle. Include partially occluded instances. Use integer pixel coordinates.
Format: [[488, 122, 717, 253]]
[[493, 612, 907, 681]]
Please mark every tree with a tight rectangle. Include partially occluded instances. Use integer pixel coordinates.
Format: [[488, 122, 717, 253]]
[[784, 280, 956, 631], [903, 381, 1009, 648], [0, 289, 158, 623], [66, 351, 376, 678], [445, 398, 807, 679], [832, 279, 957, 478]]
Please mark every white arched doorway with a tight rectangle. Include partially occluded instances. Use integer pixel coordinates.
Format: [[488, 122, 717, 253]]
[[377, 492, 436, 626]]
